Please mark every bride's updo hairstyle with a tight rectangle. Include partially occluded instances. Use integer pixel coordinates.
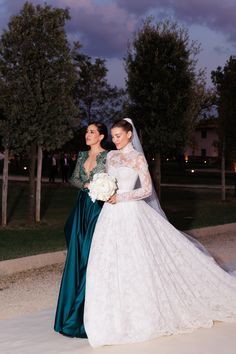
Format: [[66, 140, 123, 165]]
[[111, 119, 133, 136]]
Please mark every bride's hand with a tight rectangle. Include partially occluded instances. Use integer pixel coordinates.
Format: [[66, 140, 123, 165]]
[[108, 194, 117, 204]]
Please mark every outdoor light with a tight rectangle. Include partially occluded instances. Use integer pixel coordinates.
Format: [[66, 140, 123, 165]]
[[191, 169, 195, 173], [166, 158, 169, 161], [152, 157, 155, 161], [23, 166, 27, 170], [204, 160, 207, 164]]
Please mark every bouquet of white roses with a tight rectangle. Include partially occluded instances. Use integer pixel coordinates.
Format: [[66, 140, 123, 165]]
[[88, 172, 118, 203]]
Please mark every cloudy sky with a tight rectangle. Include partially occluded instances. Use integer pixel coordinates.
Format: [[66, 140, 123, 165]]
[[0, 0, 236, 87]]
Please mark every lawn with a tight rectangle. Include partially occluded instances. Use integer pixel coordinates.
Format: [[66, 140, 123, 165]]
[[0, 182, 75, 261], [162, 187, 236, 230], [161, 161, 236, 185], [0, 181, 236, 261]]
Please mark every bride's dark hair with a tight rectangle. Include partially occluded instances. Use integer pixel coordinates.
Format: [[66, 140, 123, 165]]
[[111, 119, 133, 133]]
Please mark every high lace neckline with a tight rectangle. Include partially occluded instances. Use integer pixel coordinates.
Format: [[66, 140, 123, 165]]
[[119, 142, 134, 154]]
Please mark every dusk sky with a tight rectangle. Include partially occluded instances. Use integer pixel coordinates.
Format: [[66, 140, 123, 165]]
[[0, 0, 236, 88]]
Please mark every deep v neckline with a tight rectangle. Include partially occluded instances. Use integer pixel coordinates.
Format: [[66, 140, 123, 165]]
[[82, 151, 105, 178]]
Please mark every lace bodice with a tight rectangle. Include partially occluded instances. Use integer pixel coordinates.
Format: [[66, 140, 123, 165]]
[[70, 150, 107, 189], [107, 143, 152, 202]]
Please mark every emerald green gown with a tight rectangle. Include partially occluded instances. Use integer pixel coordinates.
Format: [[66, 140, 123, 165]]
[[54, 150, 107, 338]]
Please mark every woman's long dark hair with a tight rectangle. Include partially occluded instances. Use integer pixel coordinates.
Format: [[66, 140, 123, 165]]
[[88, 121, 108, 148]]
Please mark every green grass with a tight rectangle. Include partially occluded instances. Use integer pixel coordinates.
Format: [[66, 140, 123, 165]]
[[161, 161, 235, 185], [0, 180, 236, 261], [6, 182, 76, 225], [162, 188, 236, 230], [0, 182, 76, 261], [0, 226, 66, 261]]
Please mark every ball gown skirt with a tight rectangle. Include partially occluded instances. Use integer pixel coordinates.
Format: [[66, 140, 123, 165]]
[[54, 189, 103, 338], [84, 199, 236, 347]]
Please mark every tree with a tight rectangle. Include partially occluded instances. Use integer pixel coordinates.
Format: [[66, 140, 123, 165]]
[[73, 47, 125, 126], [0, 2, 77, 224], [0, 107, 25, 226], [125, 19, 207, 197], [0, 109, 10, 226], [211, 56, 236, 200]]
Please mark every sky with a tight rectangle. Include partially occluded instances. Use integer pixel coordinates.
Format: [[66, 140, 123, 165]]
[[0, 0, 236, 88]]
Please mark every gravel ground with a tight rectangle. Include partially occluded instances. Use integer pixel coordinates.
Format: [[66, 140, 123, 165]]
[[0, 232, 236, 321], [196, 232, 236, 265], [0, 263, 64, 320]]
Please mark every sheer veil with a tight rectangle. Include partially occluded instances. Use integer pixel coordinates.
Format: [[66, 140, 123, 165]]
[[123, 118, 213, 257], [124, 118, 166, 218]]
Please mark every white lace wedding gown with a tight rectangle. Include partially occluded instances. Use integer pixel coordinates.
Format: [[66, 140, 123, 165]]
[[84, 143, 236, 347]]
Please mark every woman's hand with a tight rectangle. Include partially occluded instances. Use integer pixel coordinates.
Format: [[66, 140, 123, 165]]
[[84, 183, 90, 189], [108, 194, 117, 204]]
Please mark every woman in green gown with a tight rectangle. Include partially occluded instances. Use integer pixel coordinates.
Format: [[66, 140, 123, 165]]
[[54, 121, 108, 338]]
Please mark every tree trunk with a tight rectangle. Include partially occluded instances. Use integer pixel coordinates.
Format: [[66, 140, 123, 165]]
[[28, 143, 37, 224], [234, 170, 236, 197], [221, 140, 226, 201], [36, 146, 43, 223], [154, 153, 161, 200], [1, 149, 9, 226]]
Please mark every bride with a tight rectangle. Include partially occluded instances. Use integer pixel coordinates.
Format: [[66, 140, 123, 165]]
[[84, 118, 236, 348]]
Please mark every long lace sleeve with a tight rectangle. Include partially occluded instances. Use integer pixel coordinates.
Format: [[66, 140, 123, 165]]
[[69, 152, 84, 189], [116, 154, 152, 202]]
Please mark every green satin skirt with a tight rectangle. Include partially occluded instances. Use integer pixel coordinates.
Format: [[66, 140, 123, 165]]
[[54, 189, 103, 338]]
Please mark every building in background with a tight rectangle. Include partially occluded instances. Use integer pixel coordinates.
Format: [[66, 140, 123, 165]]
[[184, 119, 219, 165]]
